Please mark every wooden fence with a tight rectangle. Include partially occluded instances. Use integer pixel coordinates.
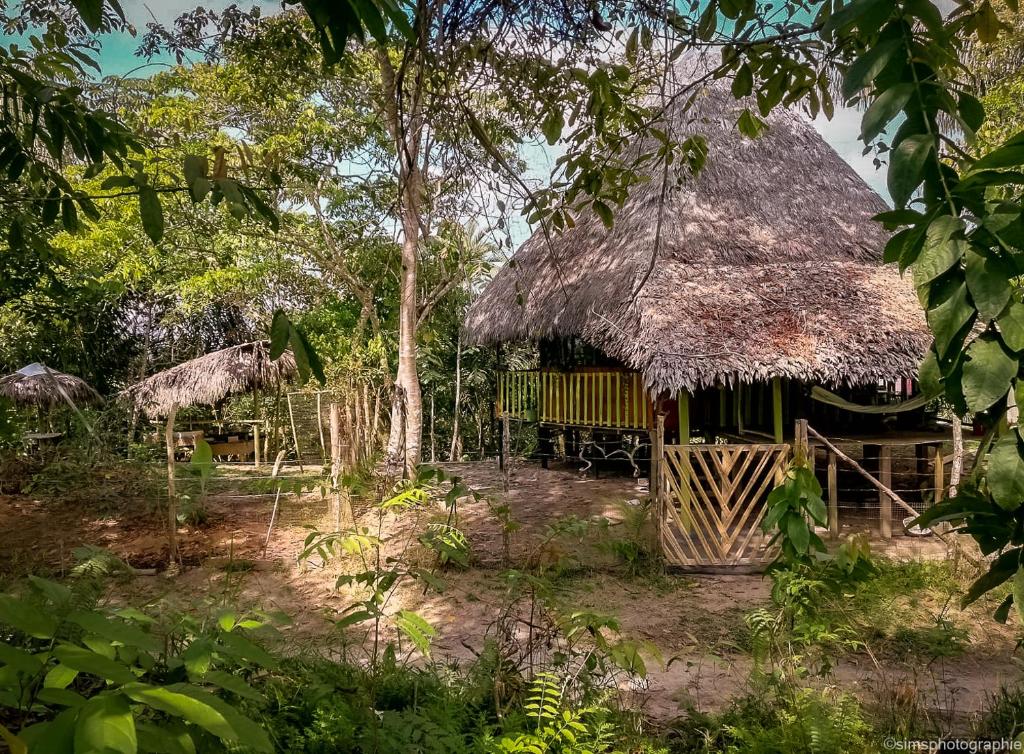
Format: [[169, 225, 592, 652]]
[[496, 369, 653, 431]]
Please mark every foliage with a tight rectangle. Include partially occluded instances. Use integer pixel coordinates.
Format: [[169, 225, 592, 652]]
[[761, 463, 828, 567], [0, 561, 280, 752]]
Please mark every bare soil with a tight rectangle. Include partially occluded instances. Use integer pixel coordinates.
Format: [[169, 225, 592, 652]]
[[0, 458, 1019, 727]]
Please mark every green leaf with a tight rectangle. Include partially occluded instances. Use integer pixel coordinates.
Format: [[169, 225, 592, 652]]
[[139, 186, 164, 243], [182, 155, 207, 184], [203, 670, 264, 702], [216, 631, 279, 670], [593, 200, 613, 229], [842, 38, 901, 99], [0, 723, 26, 754], [975, 0, 1002, 44], [269, 310, 290, 360], [541, 110, 564, 146], [806, 494, 828, 526], [1013, 567, 1024, 623], [0, 641, 45, 673], [136, 722, 196, 754], [0, 594, 58, 638], [53, 644, 138, 684], [861, 83, 913, 143], [888, 134, 933, 208], [37, 687, 87, 707], [394, 610, 436, 657], [696, 1, 717, 40], [998, 303, 1024, 352], [44, 664, 79, 689], [19, 707, 78, 752], [69, 0, 104, 31], [736, 108, 767, 139], [964, 547, 1022, 606], [988, 432, 1024, 511], [74, 694, 136, 754], [123, 683, 238, 742], [962, 336, 1016, 412], [965, 249, 1013, 321], [926, 281, 974, 359], [68, 610, 162, 653], [162, 684, 272, 752], [61, 195, 79, 233], [731, 63, 753, 98], [786, 514, 810, 554], [913, 216, 964, 286]]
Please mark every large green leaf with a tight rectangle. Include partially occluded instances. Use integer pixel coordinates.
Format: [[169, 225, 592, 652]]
[[962, 336, 1016, 412], [74, 694, 137, 754], [68, 610, 162, 653], [913, 216, 965, 286], [988, 433, 1024, 511], [139, 185, 164, 244], [925, 281, 974, 359], [123, 683, 237, 742], [861, 82, 913, 142], [216, 631, 279, 670], [394, 610, 436, 657], [842, 37, 901, 98], [269, 310, 290, 360], [0, 641, 45, 673], [963, 547, 1023, 606], [163, 684, 273, 752], [785, 514, 810, 554], [203, 670, 264, 702], [998, 303, 1024, 352], [53, 644, 138, 684], [888, 134, 934, 208], [136, 722, 196, 754], [0, 595, 58, 638], [965, 249, 1013, 321]]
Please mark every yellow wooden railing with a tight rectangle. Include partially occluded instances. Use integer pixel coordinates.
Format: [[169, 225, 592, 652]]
[[496, 369, 653, 430]]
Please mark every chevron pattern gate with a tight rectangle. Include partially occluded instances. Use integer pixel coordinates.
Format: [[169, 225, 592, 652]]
[[659, 444, 790, 569]]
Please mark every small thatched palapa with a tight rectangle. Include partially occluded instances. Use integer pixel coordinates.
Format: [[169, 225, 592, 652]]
[[122, 341, 297, 419], [0, 364, 103, 409], [465, 58, 930, 394]]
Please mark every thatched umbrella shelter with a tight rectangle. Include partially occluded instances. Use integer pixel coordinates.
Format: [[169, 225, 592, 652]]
[[465, 61, 929, 396], [121, 340, 297, 420], [121, 340, 297, 565], [0, 363, 103, 410]]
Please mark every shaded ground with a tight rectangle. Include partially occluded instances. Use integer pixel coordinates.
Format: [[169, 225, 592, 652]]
[[0, 458, 1019, 729]]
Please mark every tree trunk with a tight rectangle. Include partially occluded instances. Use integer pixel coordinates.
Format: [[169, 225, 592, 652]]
[[379, 47, 425, 477], [429, 391, 436, 463], [449, 332, 463, 461]]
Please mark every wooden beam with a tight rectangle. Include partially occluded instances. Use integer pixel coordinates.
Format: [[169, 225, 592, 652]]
[[678, 390, 690, 444], [164, 403, 179, 567], [827, 450, 839, 540], [772, 377, 784, 444], [879, 445, 892, 539]]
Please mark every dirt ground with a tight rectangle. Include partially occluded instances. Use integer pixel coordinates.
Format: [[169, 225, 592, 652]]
[[0, 458, 1019, 728]]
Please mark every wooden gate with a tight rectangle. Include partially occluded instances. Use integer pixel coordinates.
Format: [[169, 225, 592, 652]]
[[659, 444, 791, 570]]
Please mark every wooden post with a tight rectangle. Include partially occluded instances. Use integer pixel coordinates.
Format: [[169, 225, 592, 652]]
[[651, 413, 665, 553], [164, 403, 179, 566], [772, 377, 784, 444], [879, 445, 893, 539], [287, 393, 304, 473], [329, 402, 353, 529], [827, 450, 839, 539], [794, 419, 808, 461], [678, 390, 690, 444], [253, 422, 261, 469], [931, 445, 944, 503], [501, 413, 511, 493]]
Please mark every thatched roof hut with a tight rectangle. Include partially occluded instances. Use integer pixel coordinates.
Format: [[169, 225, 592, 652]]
[[0, 363, 103, 409], [121, 341, 297, 419], [465, 60, 930, 394]]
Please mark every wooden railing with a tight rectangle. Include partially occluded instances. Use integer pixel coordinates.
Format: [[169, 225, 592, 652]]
[[496, 369, 653, 430]]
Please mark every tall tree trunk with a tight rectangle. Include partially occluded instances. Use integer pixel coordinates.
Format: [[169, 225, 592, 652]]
[[379, 47, 425, 476], [449, 332, 463, 461], [429, 391, 436, 463]]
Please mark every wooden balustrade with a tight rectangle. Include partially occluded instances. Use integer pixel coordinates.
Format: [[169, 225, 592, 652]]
[[496, 369, 653, 430]]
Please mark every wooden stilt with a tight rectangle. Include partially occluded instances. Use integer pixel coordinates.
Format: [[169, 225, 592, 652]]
[[253, 422, 261, 469], [165, 403, 179, 566], [678, 391, 690, 444], [772, 378, 784, 444], [931, 445, 944, 503], [827, 451, 839, 539], [876, 444, 892, 540], [651, 414, 665, 555], [287, 393, 304, 473]]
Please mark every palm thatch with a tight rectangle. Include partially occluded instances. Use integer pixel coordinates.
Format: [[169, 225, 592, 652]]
[[465, 57, 930, 393], [121, 341, 298, 419], [0, 364, 103, 409]]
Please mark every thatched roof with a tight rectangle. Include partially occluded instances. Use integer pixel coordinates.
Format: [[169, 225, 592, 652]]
[[465, 58, 930, 393], [121, 341, 298, 419], [0, 363, 103, 409]]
